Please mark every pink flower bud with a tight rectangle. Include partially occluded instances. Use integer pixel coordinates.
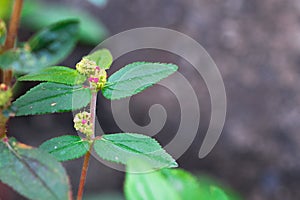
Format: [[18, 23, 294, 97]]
[[2, 137, 8, 143], [88, 77, 94, 82], [95, 66, 100, 71], [82, 119, 87, 124], [93, 78, 99, 83]]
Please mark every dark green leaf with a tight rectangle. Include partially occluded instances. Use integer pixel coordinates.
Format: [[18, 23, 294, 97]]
[[0, 138, 71, 200], [94, 133, 177, 169], [85, 49, 113, 69], [0, 19, 79, 73], [22, 1, 108, 45], [12, 82, 91, 116], [102, 62, 178, 100], [40, 135, 90, 161], [18, 66, 86, 85]]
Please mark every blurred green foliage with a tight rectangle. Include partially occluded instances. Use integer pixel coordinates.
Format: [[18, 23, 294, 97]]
[[0, 0, 108, 45]]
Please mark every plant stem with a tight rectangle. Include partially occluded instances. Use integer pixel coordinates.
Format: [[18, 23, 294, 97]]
[[0, 0, 23, 139], [89, 92, 97, 139], [76, 92, 97, 200], [2, 0, 23, 85], [76, 148, 91, 200]]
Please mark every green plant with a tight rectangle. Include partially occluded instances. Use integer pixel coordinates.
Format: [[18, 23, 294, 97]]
[[0, 1, 235, 200]]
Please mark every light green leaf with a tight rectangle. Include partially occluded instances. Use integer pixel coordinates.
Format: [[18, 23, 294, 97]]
[[12, 82, 91, 116], [85, 49, 113, 69], [0, 0, 12, 19], [18, 66, 86, 85], [94, 133, 177, 169], [211, 186, 229, 200], [161, 169, 210, 199], [102, 62, 178, 100], [40, 135, 90, 161], [125, 161, 181, 200], [0, 138, 71, 200], [125, 165, 220, 200], [0, 19, 79, 74], [22, 1, 108, 45]]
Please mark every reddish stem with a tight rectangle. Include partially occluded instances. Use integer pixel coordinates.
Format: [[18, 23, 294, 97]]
[[76, 149, 91, 200]]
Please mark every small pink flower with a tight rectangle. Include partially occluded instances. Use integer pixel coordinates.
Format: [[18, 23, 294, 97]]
[[88, 77, 94, 82], [93, 78, 99, 83], [82, 119, 87, 124], [95, 66, 100, 71]]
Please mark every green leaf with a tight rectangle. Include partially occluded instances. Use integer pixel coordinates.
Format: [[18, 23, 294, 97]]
[[85, 49, 113, 69], [0, 19, 79, 74], [0, 138, 71, 200], [0, 0, 12, 19], [125, 165, 219, 200], [125, 161, 181, 200], [22, 1, 108, 45], [94, 133, 177, 169], [40, 135, 90, 161], [18, 66, 86, 85], [161, 169, 210, 199], [102, 62, 178, 100], [12, 82, 91, 116], [211, 186, 229, 200]]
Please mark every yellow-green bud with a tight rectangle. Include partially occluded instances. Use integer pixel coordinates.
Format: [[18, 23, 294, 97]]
[[73, 111, 93, 136], [0, 20, 6, 38], [76, 58, 97, 76], [0, 84, 12, 107]]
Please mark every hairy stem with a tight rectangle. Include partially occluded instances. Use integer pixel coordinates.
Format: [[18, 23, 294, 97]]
[[0, 0, 23, 138], [76, 92, 97, 200], [2, 0, 23, 85]]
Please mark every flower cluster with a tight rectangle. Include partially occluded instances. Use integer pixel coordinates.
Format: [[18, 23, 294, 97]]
[[73, 111, 92, 136], [76, 58, 98, 76], [88, 66, 107, 90], [0, 83, 12, 107], [76, 58, 107, 91]]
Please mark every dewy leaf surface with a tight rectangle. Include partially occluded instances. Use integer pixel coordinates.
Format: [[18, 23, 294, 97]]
[[18, 66, 86, 85], [40, 135, 90, 161], [12, 82, 91, 116], [102, 62, 178, 100], [94, 133, 177, 169], [0, 138, 71, 200]]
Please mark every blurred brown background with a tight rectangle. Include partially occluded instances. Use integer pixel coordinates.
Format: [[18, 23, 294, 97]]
[[2, 0, 300, 199]]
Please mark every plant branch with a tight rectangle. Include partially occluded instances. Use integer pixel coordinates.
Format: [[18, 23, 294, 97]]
[[2, 0, 23, 85], [76, 92, 97, 200], [0, 0, 23, 139]]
